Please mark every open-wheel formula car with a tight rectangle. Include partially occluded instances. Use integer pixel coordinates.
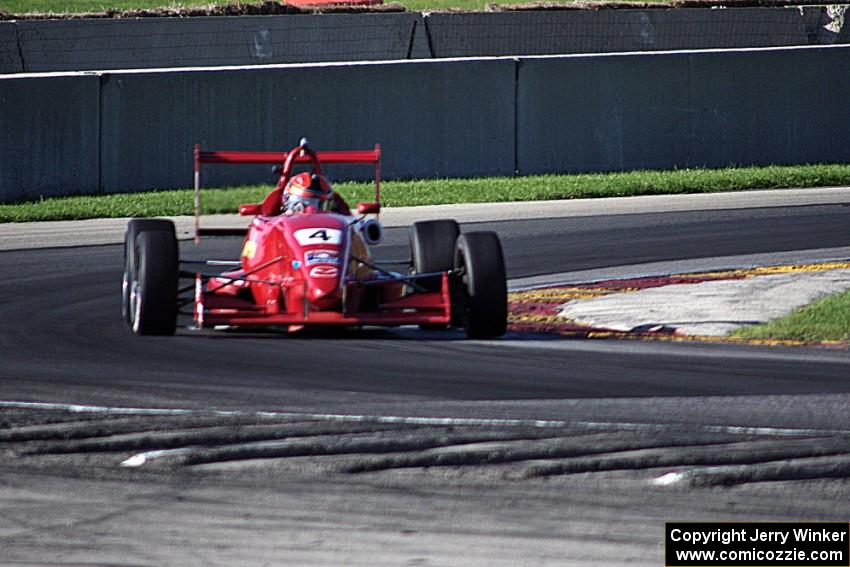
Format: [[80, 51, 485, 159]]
[[122, 139, 507, 338]]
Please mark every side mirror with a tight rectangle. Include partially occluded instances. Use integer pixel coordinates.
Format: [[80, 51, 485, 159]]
[[239, 203, 261, 216], [356, 202, 380, 215]]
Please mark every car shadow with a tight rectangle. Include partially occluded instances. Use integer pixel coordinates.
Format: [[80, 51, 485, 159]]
[[175, 324, 464, 341]]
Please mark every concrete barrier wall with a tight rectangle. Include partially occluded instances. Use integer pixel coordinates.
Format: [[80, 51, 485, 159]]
[[0, 22, 23, 73], [98, 59, 516, 193], [426, 8, 815, 58], [3, 7, 850, 73], [3, 45, 850, 202], [517, 52, 691, 173], [0, 75, 100, 202], [15, 13, 423, 72], [515, 46, 850, 175]]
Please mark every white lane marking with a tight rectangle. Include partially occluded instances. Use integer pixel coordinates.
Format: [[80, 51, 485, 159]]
[[0, 401, 195, 415], [3, 401, 848, 437], [0, 400, 567, 428]]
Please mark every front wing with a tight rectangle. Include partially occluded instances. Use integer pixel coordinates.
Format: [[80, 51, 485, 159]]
[[192, 273, 452, 329]]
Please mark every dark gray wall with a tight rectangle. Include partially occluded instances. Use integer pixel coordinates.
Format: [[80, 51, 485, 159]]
[[13, 13, 424, 73], [426, 8, 815, 57], [2, 7, 848, 73], [0, 75, 99, 202], [98, 59, 515, 193], [2, 45, 850, 203], [516, 47, 850, 174], [0, 22, 22, 73]]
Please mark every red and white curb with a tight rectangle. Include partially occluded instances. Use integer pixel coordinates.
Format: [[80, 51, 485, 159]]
[[508, 262, 850, 346]]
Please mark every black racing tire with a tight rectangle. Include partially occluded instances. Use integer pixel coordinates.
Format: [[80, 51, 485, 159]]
[[410, 219, 460, 274], [128, 230, 179, 336], [409, 219, 460, 329], [122, 219, 175, 324], [454, 232, 507, 339]]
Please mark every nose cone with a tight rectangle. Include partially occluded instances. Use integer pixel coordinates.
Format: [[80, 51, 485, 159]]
[[306, 267, 341, 309]]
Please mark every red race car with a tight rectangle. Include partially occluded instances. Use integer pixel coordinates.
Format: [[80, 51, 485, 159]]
[[122, 139, 507, 338]]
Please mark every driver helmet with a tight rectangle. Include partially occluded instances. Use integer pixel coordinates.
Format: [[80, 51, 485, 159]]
[[283, 172, 333, 214]]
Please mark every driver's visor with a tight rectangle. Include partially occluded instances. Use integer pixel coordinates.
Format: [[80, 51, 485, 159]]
[[285, 196, 329, 213]]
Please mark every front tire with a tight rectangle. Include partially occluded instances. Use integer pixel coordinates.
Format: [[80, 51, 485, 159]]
[[122, 219, 175, 324], [454, 232, 507, 339], [409, 220, 460, 330], [409, 219, 460, 276], [128, 230, 179, 336]]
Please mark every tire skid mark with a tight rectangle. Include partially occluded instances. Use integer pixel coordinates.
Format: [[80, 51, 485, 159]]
[[5, 403, 850, 486], [521, 436, 850, 479], [335, 432, 743, 474], [0, 414, 292, 443], [21, 422, 417, 456], [653, 454, 850, 488], [129, 428, 569, 469]]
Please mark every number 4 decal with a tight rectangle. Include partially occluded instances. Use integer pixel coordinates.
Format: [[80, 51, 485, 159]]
[[294, 228, 342, 245]]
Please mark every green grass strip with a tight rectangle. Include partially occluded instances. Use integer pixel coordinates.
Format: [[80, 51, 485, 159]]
[[1, 0, 491, 13], [2, 163, 850, 223], [732, 289, 850, 343], [0, 0, 250, 13], [0, 0, 546, 14]]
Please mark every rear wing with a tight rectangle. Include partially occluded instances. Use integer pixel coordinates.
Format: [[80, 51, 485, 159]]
[[192, 144, 381, 242]]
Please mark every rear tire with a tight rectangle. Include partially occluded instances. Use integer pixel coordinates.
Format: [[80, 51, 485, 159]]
[[122, 219, 175, 324], [128, 230, 179, 336], [454, 232, 507, 339], [409, 220, 460, 329]]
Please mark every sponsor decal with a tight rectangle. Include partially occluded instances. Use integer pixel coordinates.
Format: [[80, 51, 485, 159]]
[[294, 228, 342, 245], [241, 240, 257, 259], [309, 266, 339, 278], [305, 249, 340, 266]]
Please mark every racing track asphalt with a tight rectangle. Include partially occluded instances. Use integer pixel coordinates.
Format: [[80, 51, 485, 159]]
[[2, 203, 850, 428], [5, 199, 850, 566]]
